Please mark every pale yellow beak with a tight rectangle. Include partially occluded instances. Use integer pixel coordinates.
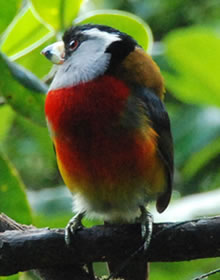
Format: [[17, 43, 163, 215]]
[[41, 41, 65, 64]]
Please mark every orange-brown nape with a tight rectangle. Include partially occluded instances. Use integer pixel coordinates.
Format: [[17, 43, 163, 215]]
[[112, 45, 172, 213], [115, 47, 165, 99]]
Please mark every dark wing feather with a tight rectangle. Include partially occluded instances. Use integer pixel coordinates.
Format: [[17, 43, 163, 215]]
[[135, 85, 174, 212]]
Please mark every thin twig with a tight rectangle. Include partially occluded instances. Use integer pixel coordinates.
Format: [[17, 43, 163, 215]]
[[193, 268, 220, 280]]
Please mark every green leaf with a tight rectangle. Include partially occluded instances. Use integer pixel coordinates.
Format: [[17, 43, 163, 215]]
[[1, 2, 54, 60], [151, 259, 220, 280], [0, 105, 14, 143], [75, 10, 153, 52], [0, 0, 22, 34], [163, 27, 220, 107], [32, 0, 83, 30], [182, 137, 220, 180], [1, 272, 31, 280], [0, 151, 32, 224], [16, 37, 56, 78], [4, 115, 56, 190], [173, 106, 220, 167], [0, 275, 19, 280], [0, 53, 46, 126]]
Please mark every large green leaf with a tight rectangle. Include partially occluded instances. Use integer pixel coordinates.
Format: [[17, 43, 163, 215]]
[[0, 105, 14, 143], [75, 10, 153, 52], [0, 151, 32, 224], [0, 0, 22, 34], [151, 259, 220, 280], [173, 106, 220, 167], [0, 275, 19, 280], [163, 27, 220, 107], [170, 104, 220, 194], [0, 53, 46, 126], [32, 0, 83, 30], [1, 2, 54, 60], [16, 37, 56, 78], [182, 136, 220, 181], [9, 115, 56, 190]]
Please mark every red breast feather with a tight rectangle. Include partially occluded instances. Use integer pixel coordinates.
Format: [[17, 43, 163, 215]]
[[45, 75, 165, 221]]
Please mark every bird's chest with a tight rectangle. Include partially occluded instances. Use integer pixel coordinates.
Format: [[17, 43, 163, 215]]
[[45, 76, 130, 141], [45, 76, 162, 212], [45, 76, 138, 181]]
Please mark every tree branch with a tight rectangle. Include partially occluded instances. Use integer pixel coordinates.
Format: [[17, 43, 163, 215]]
[[1, 214, 220, 277], [192, 268, 220, 280]]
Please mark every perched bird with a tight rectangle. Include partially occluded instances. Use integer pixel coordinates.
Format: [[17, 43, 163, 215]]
[[42, 24, 173, 244]]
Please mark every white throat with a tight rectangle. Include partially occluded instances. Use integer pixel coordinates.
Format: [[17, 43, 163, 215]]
[[50, 28, 121, 90]]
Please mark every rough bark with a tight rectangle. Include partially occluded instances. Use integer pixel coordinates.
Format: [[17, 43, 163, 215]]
[[1, 214, 220, 279]]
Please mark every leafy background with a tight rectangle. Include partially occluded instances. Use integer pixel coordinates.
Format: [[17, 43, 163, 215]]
[[0, 0, 220, 279]]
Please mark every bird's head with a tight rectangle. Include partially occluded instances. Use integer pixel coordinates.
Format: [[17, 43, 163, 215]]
[[41, 24, 137, 90]]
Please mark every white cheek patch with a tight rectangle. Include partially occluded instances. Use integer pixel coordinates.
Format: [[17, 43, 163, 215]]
[[49, 28, 121, 90]]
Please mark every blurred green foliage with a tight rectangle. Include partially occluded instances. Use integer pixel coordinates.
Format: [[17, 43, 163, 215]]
[[0, 151, 31, 224], [1, 3, 54, 59], [0, 0, 220, 279], [163, 27, 220, 107], [0, 53, 46, 126], [0, 0, 22, 34], [75, 9, 153, 52], [32, 0, 83, 30]]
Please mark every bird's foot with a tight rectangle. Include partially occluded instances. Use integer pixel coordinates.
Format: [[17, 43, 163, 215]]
[[65, 211, 85, 246], [136, 206, 153, 252]]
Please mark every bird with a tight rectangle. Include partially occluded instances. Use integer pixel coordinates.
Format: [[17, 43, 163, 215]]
[[41, 24, 174, 247]]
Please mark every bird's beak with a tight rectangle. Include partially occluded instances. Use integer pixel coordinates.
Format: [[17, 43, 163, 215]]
[[41, 41, 65, 65]]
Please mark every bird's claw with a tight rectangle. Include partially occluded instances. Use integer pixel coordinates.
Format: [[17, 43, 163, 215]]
[[65, 212, 85, 246], [136, 206, 153, 252]]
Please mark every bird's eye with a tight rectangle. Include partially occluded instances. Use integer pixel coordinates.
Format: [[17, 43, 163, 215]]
[[69, 40, 78, 51]]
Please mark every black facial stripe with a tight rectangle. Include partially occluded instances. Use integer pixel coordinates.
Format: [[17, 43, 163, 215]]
[[64, 32, 89, 59], [63, 24, 138, 47], [63, 24, 122, 40], [105, 35, 137, 73], [62, 24, 138, 65]]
